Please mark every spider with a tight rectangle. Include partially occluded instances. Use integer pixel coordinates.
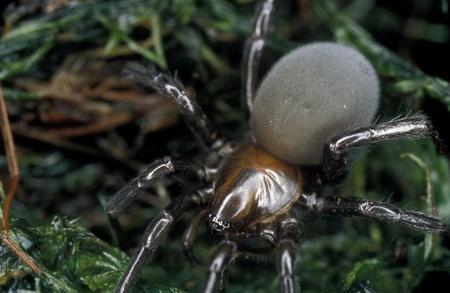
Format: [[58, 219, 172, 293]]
[[106, 1, 449, 292]]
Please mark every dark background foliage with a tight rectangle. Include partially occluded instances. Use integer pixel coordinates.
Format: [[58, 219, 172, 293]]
[[1, 0, 449, 292]]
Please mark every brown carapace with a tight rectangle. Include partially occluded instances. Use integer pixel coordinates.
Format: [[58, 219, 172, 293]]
[[210, 143, 302, 235]]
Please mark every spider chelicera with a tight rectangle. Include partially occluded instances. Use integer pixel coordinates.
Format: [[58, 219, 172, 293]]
[[106, 1, 449, 292]]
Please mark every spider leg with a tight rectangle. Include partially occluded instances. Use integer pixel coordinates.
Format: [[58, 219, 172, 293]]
[[115, 210, 173, 293], [277, 218, 302, 293], [300, 194, 449, 235], [203, 240, 238, 293], [124, 63, 231, 154], [183, 209, 208, 265], [322, 115, 436, 183], [277, 239, 297, 293], [241, 0, 275, 112], [106, 158, 210, 216], [114, 192, 204, 293]]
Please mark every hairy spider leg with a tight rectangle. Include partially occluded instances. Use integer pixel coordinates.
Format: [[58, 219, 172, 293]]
[[0, 85, 42, 274], [115, 210, 173, 293], [183, 209, 209, 265], [203, 240, 238, 293], [114, 192, 208, 293], [202, 216, 302, 293], [124, 64, 230, 154], [322, 115, 436, 183], [277, 239, 297, 293], [300, 194, 449, 235], [106, 158, 209, 216], [111, 63, 226, 292], [242, 0, 275, 113], [277, 217, 302, 293]]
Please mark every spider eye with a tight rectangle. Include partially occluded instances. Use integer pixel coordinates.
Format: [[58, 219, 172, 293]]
[[208, 214, 231, 232]]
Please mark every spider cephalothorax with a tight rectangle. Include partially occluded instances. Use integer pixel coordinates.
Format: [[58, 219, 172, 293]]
[[106, 1, 449, 292], [209, 143, 302, 233]]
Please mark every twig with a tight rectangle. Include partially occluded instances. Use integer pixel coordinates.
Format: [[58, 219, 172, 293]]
[[0, 83, 42, 275]]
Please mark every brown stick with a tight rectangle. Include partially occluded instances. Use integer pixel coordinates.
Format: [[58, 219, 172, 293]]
[[0, 84, 42, 274], [0, 85, 19, 230]]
